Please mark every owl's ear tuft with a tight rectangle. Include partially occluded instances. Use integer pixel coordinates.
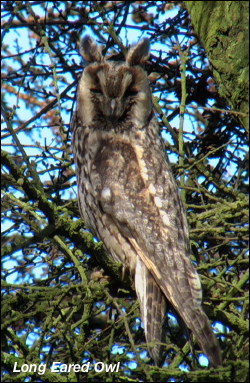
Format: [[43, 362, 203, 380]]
[[126, 38, 150, 66], [80, 35, 103, 63]]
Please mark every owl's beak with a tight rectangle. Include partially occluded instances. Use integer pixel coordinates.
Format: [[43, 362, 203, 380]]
[[105, 98, 121, 121], [111, 99, 116, 112]]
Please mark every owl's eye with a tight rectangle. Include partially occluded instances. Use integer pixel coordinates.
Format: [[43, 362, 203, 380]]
[[90, 88, 102, 94], [124, 88, 138, 97]]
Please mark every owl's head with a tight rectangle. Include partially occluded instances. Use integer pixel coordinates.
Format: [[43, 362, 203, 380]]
[[77, 36, 153, 128]]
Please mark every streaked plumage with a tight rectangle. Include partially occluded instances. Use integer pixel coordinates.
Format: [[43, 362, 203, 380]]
[[71, 35, 222, 366]]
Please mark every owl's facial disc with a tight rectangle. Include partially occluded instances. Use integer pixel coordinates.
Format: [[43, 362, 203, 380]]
[[90, 64, 139, 122]]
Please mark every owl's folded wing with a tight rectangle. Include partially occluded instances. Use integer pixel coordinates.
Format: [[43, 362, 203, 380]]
[[90, 143, 221, 366]]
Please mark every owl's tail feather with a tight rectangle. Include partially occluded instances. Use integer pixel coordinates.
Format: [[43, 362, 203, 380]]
[[135, 258, 167, 365], [163, 273, 222, 367], [135, 261, 222, 367], [183, 306, 222, 367]]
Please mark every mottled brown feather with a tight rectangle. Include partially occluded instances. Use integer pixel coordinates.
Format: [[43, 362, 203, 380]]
[[71, 36, 222, 367]]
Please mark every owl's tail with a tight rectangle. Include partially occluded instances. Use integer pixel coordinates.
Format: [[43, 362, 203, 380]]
[[166, 260, 222, 367], [135, 257, 222, 367], [181, 305, 222, 367], [160, 266, 222, 367], [135, 258, 167, 365]]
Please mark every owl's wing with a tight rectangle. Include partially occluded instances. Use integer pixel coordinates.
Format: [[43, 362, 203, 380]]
[[90, 137, 221, 367]]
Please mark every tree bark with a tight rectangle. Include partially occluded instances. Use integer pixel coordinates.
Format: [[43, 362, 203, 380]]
[[183, 1, 249, 133]]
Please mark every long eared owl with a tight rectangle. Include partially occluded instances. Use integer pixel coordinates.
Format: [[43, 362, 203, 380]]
[[71, 36, 222, 367]]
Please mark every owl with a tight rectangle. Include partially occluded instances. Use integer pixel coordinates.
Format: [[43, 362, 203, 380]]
[[71, 35, 222, 367]]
